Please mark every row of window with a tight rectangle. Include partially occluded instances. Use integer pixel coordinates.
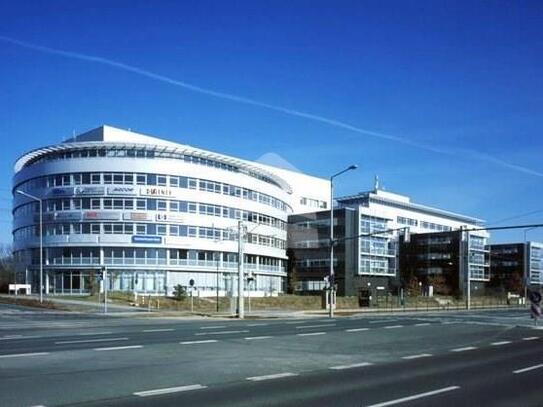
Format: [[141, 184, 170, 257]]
[[22, 146, 282, 190], [14, 223, 287, 250], [15, 198, 286, 230], [299, 197, 327, 209], [15, 172, 290, 211]]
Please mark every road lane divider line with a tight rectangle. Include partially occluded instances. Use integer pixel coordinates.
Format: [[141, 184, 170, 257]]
[[0, 352, 50, 359], [369, 319, 397, 324], [367, 386, 460, 407], [143, 328, 175, 333], [451, 346, 477, 352], [76, 332, 113, 336], [490, 341, 511, 346], [134, 384, 207, 397], [246, 323, 268, 327], [199, 325, 227, 330], [94, 345, 143, 351], [345, 328, 369, 332], [297, 332, 326, 337], [522, 337, 539, 341], [180, 340, 218, 345], [414, 323, 431, 327], [55, 337, 128, 345], [513, 364, 543, 374], [0, 335, 42, 341], [402, 353, 432, 360], [195, 330, 249, 336], [329, 362, 373, 370], [383, 325, 403, 329], [285, 321, 308, 324], [296, 324, 336, 329], [246, 372, 298, 381], [244, 336, 273, 340]]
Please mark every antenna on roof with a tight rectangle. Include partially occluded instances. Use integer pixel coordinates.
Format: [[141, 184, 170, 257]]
[[374, 175, 380, 191], [73, 129, 77, 142]]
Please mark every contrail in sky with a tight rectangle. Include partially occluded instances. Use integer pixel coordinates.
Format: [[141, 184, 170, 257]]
[[1, 35, 541, 177]]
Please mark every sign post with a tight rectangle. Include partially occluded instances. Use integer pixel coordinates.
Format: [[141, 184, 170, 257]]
[[189, 279, 195, 313]]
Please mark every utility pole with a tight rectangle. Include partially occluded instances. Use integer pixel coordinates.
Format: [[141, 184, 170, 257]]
[[238, 221, 245, 319], [103, 266, 108, 314]]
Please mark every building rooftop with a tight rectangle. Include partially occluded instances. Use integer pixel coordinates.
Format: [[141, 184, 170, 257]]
[[337, 188, 485, 225]]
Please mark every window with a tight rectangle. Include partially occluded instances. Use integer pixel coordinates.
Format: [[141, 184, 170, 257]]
[[157, 175, 167, 186], [91, 173, 101, 184], [136, 174, 146, 185], [136, 199, 146, 210], [103, 199, 113, 209], [91, 224, 101, 234], [91, 199, 101, 209], [157, 200, 167, 211]]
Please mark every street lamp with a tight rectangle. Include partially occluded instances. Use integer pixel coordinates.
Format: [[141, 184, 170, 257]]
[[16, 190, 43, 303], [329, 164, 357, 318], [524, 227, 538, 303]]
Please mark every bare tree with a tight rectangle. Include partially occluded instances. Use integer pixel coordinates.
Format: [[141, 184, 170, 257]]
[[0, 244, 15, 292]]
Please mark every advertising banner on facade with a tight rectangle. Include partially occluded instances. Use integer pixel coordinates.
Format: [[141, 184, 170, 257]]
[[140, 186, 173, 197], [155, 213, 185, 223], [74, 186, 105, 195], [107, 186, 137, 196], [132, 235, 162, 244], [83, 211, 121, 220], [54, 212, 82, 221], [123, 212, 151, 221], [49, 187, 75, 197]]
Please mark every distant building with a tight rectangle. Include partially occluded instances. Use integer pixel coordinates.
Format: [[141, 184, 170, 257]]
[[488, 242, 543, 294], [288, 183, 489, 297]]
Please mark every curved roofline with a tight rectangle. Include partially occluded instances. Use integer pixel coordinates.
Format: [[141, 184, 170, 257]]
[[14, 141, 293, 194]]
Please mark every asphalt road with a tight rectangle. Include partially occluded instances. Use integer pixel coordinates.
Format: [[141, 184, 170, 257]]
[[1, 304, 542, 407]]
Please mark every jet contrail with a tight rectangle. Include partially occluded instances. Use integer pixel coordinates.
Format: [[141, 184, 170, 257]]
[[1, 35, 541, 177]]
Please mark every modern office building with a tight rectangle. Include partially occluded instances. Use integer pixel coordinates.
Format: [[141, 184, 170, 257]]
[[12, 125, 330, 296], [288, 182, 489, 297], [399, 230, 489, 297], [488, 242, 543, 294]]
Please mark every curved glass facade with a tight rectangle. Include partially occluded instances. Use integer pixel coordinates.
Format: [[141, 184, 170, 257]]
[[13, 129, 296, 297]]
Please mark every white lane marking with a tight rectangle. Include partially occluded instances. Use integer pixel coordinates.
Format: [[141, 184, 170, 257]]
[[76, 332, 113, 336], [180, 340, 218, 345], [94, 345, 143, 351], [383, 325, 403, 329], [195, 330, 249, 336], [244, 336, 273, 340], [0, 352, 50, 359], [134, 384, 207, 397], [414, 323, 431, 327], [369, 319, 397, 324], [451, 346, 477, 352], [513, 364, 543, 374], [490, 341, 511, 346], [329, 362, 373, 370], [246, 372, 298, 381], [296, 324, 336, 329], [367, 385, 461, 407], [199, 325, 227, 330], [297, 332, 326, 337], [346, 328, 369, 332], [55, 337, 128, 345], [522, 337, 539, 341], [143, 328, 175, 333], [402, 353, 432, 360], [246, 323, 268, 327], [285, 321, 307, 324], [0, 335, 42, 341]]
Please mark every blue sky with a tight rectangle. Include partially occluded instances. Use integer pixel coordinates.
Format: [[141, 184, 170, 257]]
[[0, 0, 542, 245]]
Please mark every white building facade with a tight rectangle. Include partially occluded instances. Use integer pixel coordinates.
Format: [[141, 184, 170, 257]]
[[12, 126, 329, 297], [337, 187, 490, 284]]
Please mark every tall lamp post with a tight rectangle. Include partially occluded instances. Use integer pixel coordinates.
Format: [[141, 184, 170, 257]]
[[524, 227, 538, 303], [16, 190, 43, 303], [329, 165, 358, 318]]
